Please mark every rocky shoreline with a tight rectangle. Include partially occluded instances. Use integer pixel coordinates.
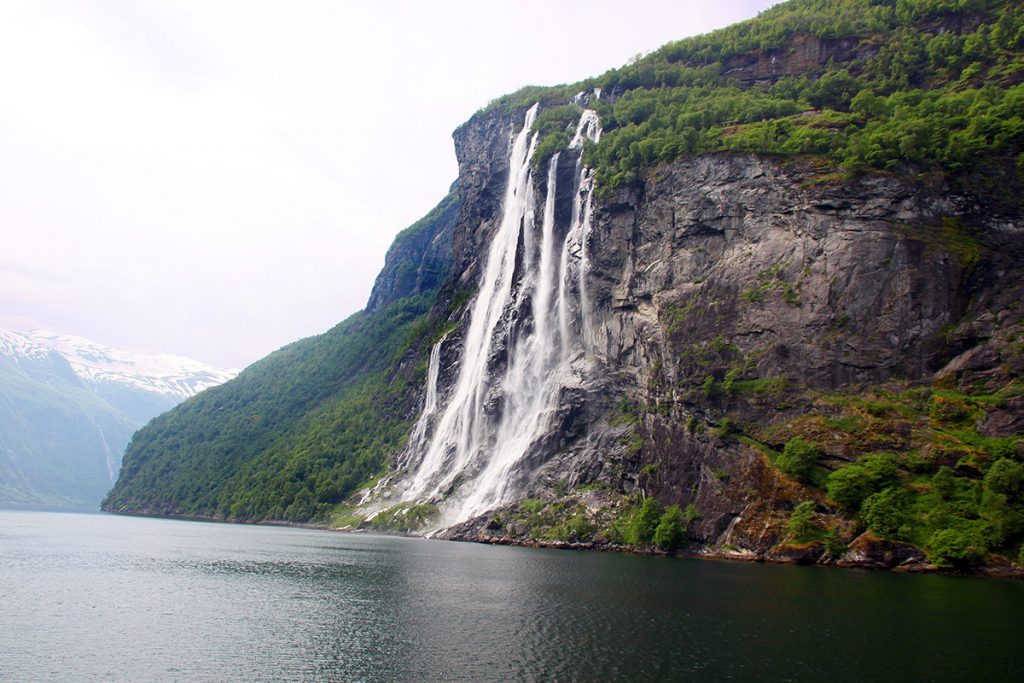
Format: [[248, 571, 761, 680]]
[[443, 527, 1024, 580], [106, 508, 1023, 579]]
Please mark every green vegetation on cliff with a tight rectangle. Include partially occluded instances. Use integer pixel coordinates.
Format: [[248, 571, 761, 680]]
[[485, 0, 1024, 203], [104, 294, 428, 521], [744, 373, 1024, 567]]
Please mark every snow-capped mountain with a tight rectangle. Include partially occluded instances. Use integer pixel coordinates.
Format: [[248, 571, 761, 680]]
[[2, 329, 237, 400], [0, 328, 238, 506], [0, 328, 83, 389]]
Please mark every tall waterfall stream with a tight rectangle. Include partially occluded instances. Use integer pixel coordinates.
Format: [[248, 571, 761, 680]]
[[378, 102, 602, 528]]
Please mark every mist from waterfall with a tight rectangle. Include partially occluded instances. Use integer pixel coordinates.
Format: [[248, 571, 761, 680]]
[[401, 102, 602, 524]]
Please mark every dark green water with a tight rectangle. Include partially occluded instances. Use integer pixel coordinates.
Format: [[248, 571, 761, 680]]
[[2, 509, 1022, 681]]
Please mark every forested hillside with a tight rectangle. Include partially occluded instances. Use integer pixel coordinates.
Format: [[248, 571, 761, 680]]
[[487, 0, 1023, 206]]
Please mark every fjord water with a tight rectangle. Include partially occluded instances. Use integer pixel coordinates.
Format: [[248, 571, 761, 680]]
[[3, 510, 1023, 682]]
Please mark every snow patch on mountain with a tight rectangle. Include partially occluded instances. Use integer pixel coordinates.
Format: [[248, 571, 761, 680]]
[[0, 328, 237, 399], [0, 328, 54, 361]]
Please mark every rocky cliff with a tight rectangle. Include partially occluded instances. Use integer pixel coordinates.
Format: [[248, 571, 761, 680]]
[[366, 185, 460, 313], [367, 98, 1021, 574]]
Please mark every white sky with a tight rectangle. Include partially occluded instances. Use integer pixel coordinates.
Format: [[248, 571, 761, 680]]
[[0, 0, 779, 369]]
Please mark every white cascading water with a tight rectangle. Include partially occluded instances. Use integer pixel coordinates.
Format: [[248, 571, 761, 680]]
[[400, 102, 602, 524], [405, 333, 446, 451]]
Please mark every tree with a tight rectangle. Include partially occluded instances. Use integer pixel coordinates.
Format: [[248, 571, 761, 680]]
[[827, 465, 876, 511], [861, 487, 904, 538], [827, 453, 901, 511], [654, 505, 686, 550], [776, 437, 820, 482], [823, 528, 847, 559], [808, 69, 862, 110], [626, 497, 664, 546], [980, 459, 1024, 543], [927, 522, 992, 567], [787, 501, 820, 542], [862, 453, 900, 485], [984, 458, 1024, 497]]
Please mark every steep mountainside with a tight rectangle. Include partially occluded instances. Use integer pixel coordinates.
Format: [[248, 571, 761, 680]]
[[0, 329, 235, 505], [105, 0, 1024, 573], [366, 184, 459, 313]]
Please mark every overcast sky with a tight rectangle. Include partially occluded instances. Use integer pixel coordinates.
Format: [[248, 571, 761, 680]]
[[0, 0, 780, 369]]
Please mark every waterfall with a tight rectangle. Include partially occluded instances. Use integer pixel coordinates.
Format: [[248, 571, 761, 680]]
[[423, 337, 443, 416], [401, 102, 602, 524], [404, 334, 446, 454]]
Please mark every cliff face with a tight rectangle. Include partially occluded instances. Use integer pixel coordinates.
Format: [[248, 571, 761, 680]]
[[448, 116, 518, 287], [591, 154, 967, 390], [419, 105, 1023, 568], [723, 34, 876, 85], [582, 152, 1021, 553], [366, 186, 460, 313]]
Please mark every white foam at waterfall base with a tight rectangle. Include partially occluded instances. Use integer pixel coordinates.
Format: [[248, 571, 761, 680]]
[[399, 102, 602, 527]]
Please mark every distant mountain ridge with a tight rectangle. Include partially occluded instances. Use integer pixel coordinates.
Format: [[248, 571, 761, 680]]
[[11, 330, 237, 423], [0, 328, 236, 505], [2, 329, 236, 398]]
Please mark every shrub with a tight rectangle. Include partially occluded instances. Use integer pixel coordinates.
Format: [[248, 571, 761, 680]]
[[549, 512, 596, 543], [653, 505, 686, 550], [807, 69, 862, 110], [712, 417, 738, 439], [984, 458, 1024, 497], [862, 453, 900, 485], [823, 528, 847, 559], [532, 130, 572, 169], [776, 437, 820, 482], [683, 504, 700, 526], [827, 465, 877, 511], [369, 502, 439, 532], [520, 498, 546, 515], [980, 488, 1024, 544], [932, 466, 957, 500], [980, 458, 1024, 543]]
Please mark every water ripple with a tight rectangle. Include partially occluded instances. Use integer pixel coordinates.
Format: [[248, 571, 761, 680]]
[[3, 510, 1024, 681]]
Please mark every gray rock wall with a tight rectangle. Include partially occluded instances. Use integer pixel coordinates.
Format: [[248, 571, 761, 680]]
[[429, 108, 1024, 552]]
